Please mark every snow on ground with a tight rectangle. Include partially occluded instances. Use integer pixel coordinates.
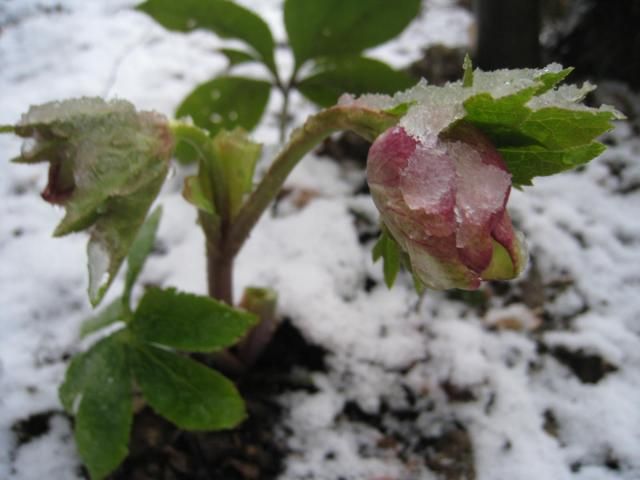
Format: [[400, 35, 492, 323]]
[[1, 1, 639, 479]]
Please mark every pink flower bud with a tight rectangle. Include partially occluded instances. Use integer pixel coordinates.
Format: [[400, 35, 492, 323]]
[[367, 122, 526, 290]]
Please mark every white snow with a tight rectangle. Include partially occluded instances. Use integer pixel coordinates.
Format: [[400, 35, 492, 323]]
[[1, 1, 640, 479]]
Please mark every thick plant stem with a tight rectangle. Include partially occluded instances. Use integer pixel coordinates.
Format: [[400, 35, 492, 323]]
[[225, 105, 398, 260], [206, 239, 233, 305]]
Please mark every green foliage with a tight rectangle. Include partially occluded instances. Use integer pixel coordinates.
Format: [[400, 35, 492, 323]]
[[219, 48, 257, 67], [297, 56, 415, 107], [124, 206, 163, 304], [178, 125, 261, 235], [462, 83, 618, 186], [130, 344, 246, 430], [60, 333, 132, 480], [79, 297, 130, 339], [137, 0, 276, 72], [137, 0, 422, 138], [132, 287, 256, 352], [284, 0, 421, 68], [11, 98, 173, 306], [372, 227, 402, 288], [62, 286, 254, 477], [176, 76, 271, 136], [351, 61, 623, 187]]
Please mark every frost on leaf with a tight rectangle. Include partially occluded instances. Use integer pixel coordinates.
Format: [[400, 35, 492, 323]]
[[13, 98, 174, 305], [342, 63, 624, 186]]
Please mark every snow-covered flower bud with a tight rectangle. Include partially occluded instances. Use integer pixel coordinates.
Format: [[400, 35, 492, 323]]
[[367, 121, 527, 290]]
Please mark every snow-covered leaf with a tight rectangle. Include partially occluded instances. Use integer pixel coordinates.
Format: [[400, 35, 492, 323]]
[[346, 63, 623, 186], [12, 98, 173, 305]]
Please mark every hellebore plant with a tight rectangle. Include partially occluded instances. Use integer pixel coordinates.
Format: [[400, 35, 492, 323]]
[[1, 58, 621, 478]]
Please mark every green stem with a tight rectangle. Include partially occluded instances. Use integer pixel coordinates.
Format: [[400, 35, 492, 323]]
[[207, 238, 234, 305], [225, 104, 399, 260], [278, 86, 291, 144]]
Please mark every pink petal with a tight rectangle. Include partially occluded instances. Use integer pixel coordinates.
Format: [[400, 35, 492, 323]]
[[367, 126, 417, 188], [448, 140, 511, 273]]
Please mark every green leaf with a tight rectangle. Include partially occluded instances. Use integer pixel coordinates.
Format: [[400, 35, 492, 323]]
[[59, 333, 132, 479], [498, 142, 606, 186], [284, 0, 421, 67], [79, 297, 130, 338], [176, 76, 270, 136], [173, 141, 200, 166], [210, 129, 261, 218], [297, 56, 415, 107], [130, 344, 246, 430], [0, 125, 15, 133], [462, 89, 619, 186], [183, 175, 216, 214], [372, 228, 401, 288], [124, 206, 162, 303], [351, 63, 622, 186], [462, 54, 473, 88], [137, 0, 277, 73], [12, 98, 173, 306], [171, 122, 211, 166], [534, 67, 573, 95], [385, 101, 415, 117], [219, 48, 257, 67], [131, 287, 256, 352]]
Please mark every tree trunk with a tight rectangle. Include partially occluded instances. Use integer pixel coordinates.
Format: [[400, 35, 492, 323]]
[[475, 0, 541, 69]]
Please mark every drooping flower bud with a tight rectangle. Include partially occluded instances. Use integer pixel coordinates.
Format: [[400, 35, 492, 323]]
[[367, 121, 526, 290]]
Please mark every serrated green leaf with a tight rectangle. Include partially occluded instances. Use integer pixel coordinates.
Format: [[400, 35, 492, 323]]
[[534, 67, 573, 95], [284, 0, 420, 68], [12, 98, 173, 306], [219, 48, 257, 67], [176, 76, 270, 136], [349, 62, 622, 186], [372, 228, 401, 288], [130, 344, 246, 430], [123, 206, 162, 304], [131, 287, 256, 352], [79, 297, 130, 338], [137, 0, 276, 73], [462, 89, 618, 186], [298, 57, 415, 107], [499, 142, 606, 186], [59, 333, 132, 479]]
